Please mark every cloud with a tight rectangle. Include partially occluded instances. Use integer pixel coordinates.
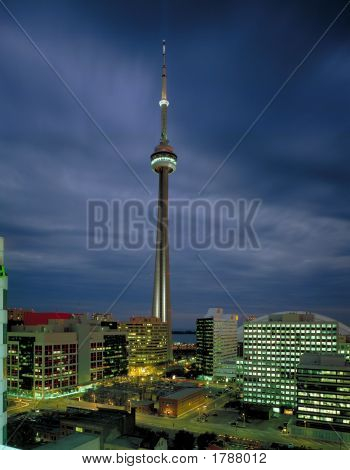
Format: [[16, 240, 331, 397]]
[[0, 0, 349, 327]]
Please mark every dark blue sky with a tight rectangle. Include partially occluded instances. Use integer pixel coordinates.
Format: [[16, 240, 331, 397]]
[[1, 0, 350, 327]]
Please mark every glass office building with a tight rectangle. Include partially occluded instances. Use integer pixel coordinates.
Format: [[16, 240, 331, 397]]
[[196, 308, 237, 378], [296, 353, 350, 433], [242, 313, 338, 409]]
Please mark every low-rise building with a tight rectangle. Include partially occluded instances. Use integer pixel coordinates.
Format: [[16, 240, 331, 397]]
[[38, 432, 100, 450], [159, 387, 205, 417], [60, 408, 135, 448]]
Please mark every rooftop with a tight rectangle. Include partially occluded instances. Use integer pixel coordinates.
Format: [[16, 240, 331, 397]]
[[237, 311, 350, 341], [37, 432, 99, 450], [299, 353, 350, 369], [61, 409, 131, 428], [162, 387, 203, 400]]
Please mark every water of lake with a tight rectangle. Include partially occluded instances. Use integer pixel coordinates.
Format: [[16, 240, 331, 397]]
[[172, 333, 196, 344]]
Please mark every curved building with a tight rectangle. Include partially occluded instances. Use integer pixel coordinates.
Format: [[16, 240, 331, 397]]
[[237, 311, 350, 342]]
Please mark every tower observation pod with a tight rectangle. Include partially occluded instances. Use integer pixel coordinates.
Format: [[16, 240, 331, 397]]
[[150, 41, 178, 362]]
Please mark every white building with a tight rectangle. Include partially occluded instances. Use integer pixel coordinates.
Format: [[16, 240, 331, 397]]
[[241, 312, 338, 409], [196, 308, 237, 378], [0, 237, 8, 445]]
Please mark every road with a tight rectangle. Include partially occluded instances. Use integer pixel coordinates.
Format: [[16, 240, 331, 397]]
[[136, 409, 341, 450], [7, 384, 342, 450], [7, 394, 84, 416]]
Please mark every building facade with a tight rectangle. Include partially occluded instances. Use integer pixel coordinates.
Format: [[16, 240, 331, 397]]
[[338, 336, 350, 362], [0, 238, 8, 445], [159, 388, 205, 417], [296, 353, 350, 433], [242, 313, 338, 409], [90, 330, 128, 383], [7, 330, 79, 397], [119, 317, 168, 377], [7, 316, 128, 397], [196, 308, 237, 377]]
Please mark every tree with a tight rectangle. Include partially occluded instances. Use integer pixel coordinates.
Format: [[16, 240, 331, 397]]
[[173, 430, 195, 450], [140, 429, 169, 449], [197, 432, 217, 450], [140, 429, 157, 449], [7, 421, 37, 449]]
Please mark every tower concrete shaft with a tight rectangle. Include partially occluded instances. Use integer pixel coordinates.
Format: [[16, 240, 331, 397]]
[[152, 168, 171, 353], [150, 41, 177, 361]]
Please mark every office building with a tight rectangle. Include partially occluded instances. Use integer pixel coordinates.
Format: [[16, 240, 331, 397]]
[[338, 335, 350, 362], [296, 353, 350, 434], [90, 328, 128, 383], [7, 328, 78, 398], [242, 312, 338, 409], [159, 388, 205, 417], [196, 308, 237, 377], [7, 315, 128, 397], [0, 237, 8, 445], [119, 316, 168, 377]]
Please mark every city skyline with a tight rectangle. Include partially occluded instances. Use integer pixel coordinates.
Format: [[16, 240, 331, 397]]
[[0, 1, 350, 328]]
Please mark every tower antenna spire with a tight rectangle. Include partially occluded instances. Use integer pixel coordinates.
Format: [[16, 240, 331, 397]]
[[160, 39, 169, 143]]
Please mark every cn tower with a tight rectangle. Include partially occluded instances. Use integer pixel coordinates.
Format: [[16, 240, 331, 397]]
[[150, 41, 177, 361]]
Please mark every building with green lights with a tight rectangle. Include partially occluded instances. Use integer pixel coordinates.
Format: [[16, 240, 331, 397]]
[[242, 312, 338, 410], [196, 308, 237, 378], [0, 237, 8, 445], [338, 336, 350, 362], [296, 353, 350, 434]]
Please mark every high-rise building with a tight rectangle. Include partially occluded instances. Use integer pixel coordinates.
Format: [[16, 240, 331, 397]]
[[196, 308, 237, 377], [7, 315, 128, 397], [150, 41, 178, 361], [7, 329, 78, 398], [242, 313, 338, 409], [296, 353, 350, 435], [89, 329, 128, 383], [0, 237, 8, 445], [119, 316, 168, 377]]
